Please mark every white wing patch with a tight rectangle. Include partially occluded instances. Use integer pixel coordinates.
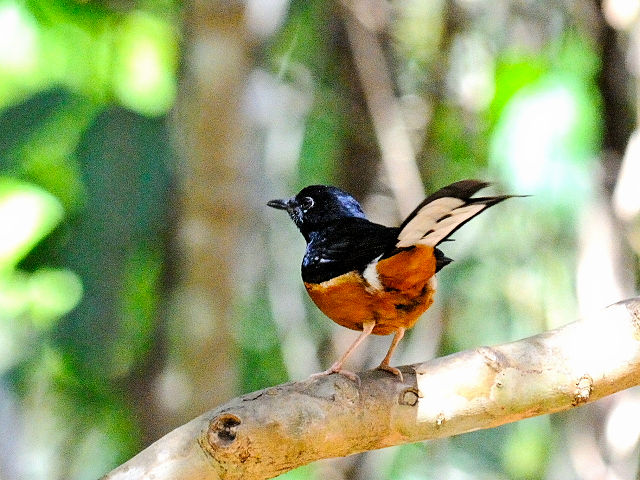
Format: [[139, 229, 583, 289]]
[[396, 198, 485, 248], [362, 254, 383, 291]]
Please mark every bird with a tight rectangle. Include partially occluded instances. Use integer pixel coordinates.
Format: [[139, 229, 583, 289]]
[[267, 180, 518, 382]]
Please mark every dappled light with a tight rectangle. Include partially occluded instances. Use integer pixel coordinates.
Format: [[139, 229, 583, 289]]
[[0, 180, 63, 269], [112, 12, 178, 116], [0, 3, 38, 75]]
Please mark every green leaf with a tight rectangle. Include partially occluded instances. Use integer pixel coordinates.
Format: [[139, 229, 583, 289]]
[[490, 53, 548, 125], [267, 0, 332, 81], [489, 73, 600, 203], [28, 268, 83, 329], [112, 11, 178, 116], [0, 178, 63, 270], [110, 246, 162, 378]]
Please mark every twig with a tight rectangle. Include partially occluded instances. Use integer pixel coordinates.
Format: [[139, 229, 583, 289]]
[[102, 297, 640, 480]]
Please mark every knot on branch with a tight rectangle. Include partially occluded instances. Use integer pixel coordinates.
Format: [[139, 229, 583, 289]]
[[572, 375, 593, 406], [209, 413, 242, 448], [627, 300, 640, 339], [399, 388, 420, 406]]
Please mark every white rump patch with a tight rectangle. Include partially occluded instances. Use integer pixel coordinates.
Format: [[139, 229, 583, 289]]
[[363, 254, 383, 291], [396, 198, 485, 248]]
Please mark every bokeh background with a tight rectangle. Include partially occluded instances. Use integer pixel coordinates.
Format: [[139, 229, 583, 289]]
[[1, 0, 639, 479]]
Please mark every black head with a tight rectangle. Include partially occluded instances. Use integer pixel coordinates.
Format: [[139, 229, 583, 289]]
[[267, 185, 366, 239]]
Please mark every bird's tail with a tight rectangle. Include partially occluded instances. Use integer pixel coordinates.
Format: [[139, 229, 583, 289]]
[[396, 180, 516, 249]]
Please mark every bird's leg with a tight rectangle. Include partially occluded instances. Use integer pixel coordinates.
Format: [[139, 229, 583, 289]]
[[310, 321, 375, 382], [376, 327, 405, 382]]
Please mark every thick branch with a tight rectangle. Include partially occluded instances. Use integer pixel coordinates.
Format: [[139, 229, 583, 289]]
[[103, 297, 640, 480]]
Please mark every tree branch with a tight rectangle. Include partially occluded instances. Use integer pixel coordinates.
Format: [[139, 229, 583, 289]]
[[102, 297, 640, 480]]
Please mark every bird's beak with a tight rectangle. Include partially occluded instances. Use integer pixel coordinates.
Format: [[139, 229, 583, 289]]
[[267, 198, 291, 210]]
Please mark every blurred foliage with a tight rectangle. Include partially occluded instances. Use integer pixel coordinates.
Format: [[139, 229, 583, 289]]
[[0, 0, 638, 479], [268, 0, 345, 191], [0, 0, 179, 113], [0, 0, 176, 479], [235, 281, 289, 393]]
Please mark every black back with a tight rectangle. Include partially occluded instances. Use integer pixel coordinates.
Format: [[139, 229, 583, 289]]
[[302, 218, 399, 283]]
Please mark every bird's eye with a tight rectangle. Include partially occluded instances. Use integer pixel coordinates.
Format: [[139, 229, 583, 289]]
[[300, 196, 314, 212]]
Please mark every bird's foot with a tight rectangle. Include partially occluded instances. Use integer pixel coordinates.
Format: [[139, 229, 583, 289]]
[[376, 363, 404, 382], [309, 363, 360, 384]]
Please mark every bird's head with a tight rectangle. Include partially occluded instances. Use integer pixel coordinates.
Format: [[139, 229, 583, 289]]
[[267, 185, 366, 239]]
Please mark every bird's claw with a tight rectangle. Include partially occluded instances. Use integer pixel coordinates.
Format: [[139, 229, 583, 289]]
[[309, 364, 360, 384], [376, 364, 404, 382]]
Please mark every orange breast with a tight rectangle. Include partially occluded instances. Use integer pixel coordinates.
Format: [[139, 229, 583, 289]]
[[304, 245, 437, 335]]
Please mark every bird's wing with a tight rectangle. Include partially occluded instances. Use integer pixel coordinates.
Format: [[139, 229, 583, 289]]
[[301, 218, 399, 284]]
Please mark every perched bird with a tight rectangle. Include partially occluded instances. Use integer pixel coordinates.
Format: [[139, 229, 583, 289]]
[[268, 180, 517, 381]]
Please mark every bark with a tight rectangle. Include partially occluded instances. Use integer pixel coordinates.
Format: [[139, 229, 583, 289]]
[[103, 296, 640, 480]]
